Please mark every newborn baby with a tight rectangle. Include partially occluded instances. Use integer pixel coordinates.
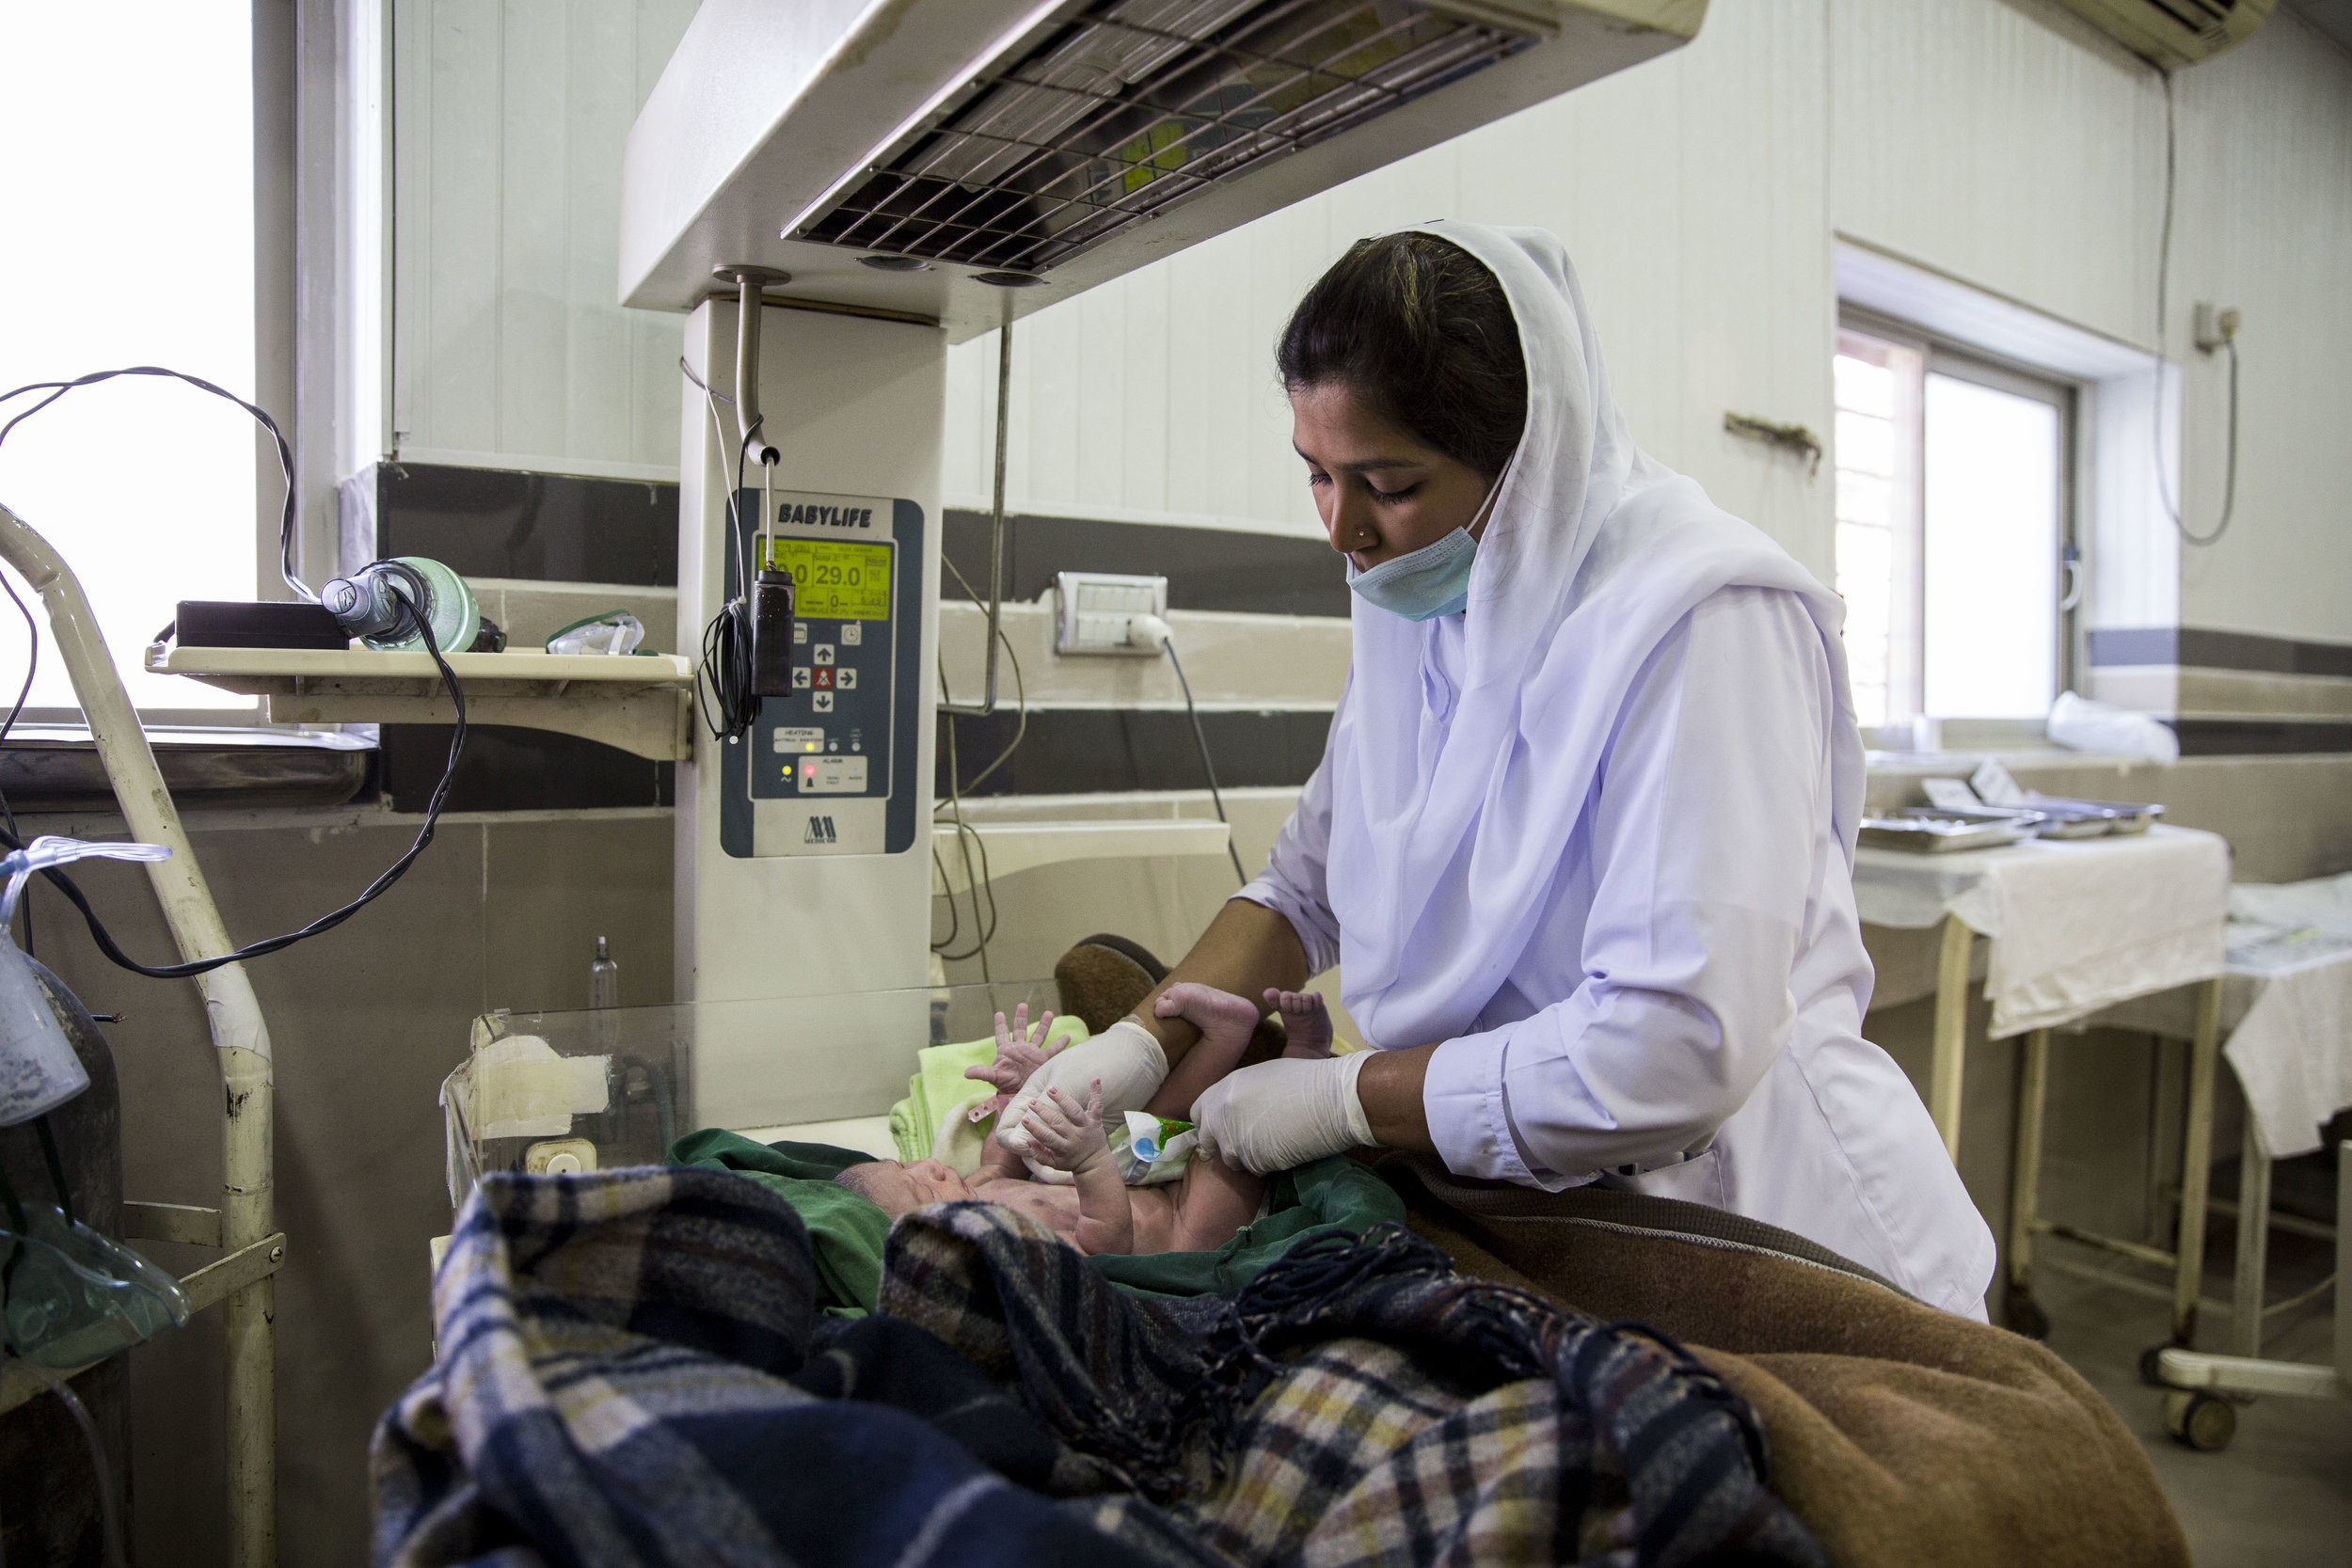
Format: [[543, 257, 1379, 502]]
[[835, 987, 1337, 1256]]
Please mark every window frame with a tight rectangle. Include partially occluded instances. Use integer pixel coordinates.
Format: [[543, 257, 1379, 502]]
[[1837, 304, 2084, 724]]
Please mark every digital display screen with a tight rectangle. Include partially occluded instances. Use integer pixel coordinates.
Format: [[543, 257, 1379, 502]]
[[763, 538, 892, 621]]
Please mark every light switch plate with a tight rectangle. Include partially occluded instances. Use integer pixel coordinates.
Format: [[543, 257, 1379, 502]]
[[1054, 571, 1168, 656]]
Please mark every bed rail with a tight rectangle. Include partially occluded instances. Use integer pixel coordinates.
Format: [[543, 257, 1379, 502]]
[[0, 500, 280, 1568]]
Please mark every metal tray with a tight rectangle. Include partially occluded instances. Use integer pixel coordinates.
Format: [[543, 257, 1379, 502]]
[[1859, 811, 2037, 853], [2022, 794, 2165, 836], [1903, 804, 2049, 831]]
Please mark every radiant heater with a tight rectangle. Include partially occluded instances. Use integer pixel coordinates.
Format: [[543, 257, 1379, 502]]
[[619, 0, 1706, 1016]]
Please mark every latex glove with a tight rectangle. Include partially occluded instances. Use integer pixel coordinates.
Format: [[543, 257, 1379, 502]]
[[1191, 1052, 1375, 1174], [995, 1017, 1166, 1155]]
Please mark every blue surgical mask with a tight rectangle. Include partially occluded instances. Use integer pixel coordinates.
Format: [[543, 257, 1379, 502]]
[[1346, 528, 1477, 621], [1343, 470, 1504, 622]]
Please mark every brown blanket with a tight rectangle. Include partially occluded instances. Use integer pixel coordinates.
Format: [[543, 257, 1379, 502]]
[[1375, 1153, 2186, 1568], [1053, 939, 2185, 1565]]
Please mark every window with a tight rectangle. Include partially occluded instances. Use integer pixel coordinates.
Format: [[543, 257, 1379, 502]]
[[0, 2, 256, 719], [1835, 318, 2076, 729]]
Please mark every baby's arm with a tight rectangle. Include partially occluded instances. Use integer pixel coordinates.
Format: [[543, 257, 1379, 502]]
[[976, 1126, 1029, 1183], [1168, 1152, 1265, 1252], [1146, 982, 1263, 1119], [1022, 1083, 1133, 1256]]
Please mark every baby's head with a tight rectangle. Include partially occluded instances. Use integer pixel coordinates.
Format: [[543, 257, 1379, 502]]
[[834, 1157, 976, 1219]]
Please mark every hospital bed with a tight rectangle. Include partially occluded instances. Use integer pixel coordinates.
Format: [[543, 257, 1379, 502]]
[[410, 933, 2201, 1567]]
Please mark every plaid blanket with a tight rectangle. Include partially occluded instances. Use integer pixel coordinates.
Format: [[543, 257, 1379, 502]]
[[884, 1202, 1822, 1567], [372, 1169, 1172, 1568], [374, 1166, 1820, 1568]]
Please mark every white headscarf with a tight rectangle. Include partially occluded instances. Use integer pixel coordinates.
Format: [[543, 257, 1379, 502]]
[[1323, 222, 1863, 1050]]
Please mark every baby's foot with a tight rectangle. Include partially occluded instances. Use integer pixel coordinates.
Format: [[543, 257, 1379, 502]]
[[1266, 989, 1334, 1059], [1153, 981, 1260, 1060]]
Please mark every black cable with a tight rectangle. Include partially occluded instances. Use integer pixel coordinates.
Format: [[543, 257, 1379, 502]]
[[0, 578, 466, 979], [2151, 70, 2241, 548], [930, 712, 1000, 974], [1, 363, 471, 976], [930, 556, 1032, 974], [936, 553, 1027, 794], [929, 842, 961, 954], [0, 565, 35, 956], [1162, 640, 1248, 887], [680, 357, 763, 741], [1, 365, 307, 598], [0, 362, 307, 963]]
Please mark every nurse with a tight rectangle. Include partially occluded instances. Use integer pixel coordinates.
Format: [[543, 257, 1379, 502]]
[[1008, 223, 1995, 1317]]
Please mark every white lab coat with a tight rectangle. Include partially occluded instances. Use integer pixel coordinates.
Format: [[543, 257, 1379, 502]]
[[1245, 592, 1996, 1315], [1239, 222, 1994, 1315]]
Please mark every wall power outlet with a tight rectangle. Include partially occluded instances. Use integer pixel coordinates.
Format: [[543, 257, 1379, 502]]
[[2193, 301, 2241, 354], [1054, 571, 1168, 656]]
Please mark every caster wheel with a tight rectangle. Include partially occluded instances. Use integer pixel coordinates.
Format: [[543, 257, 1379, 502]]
[[2004, 1284, 2050, 1340], [2139, 1344, 2172, 1387], [2163, 1390, 2236, 1452]]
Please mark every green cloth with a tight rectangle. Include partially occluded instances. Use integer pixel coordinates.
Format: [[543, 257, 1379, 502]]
[[1089, 1154, 1406, 1299], [887, 1016, 1090, 1164], [668, 1126, 1406, 1315], [667, 1130, 887, 1318]]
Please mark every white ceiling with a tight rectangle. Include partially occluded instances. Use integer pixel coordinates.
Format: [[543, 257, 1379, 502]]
[[2283, 0, 2352, 55]]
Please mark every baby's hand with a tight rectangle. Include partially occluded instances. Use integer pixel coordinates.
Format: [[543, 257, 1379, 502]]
[[1022, 1081, 1110, 1175], [967, 1005, 1061, 1097]]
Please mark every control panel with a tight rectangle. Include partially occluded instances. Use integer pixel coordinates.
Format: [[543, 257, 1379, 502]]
[[720, 488, 924, 859]]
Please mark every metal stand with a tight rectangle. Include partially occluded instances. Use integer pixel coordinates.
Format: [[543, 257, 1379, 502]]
[[1927, 913, 1973, 1159], [2155, 1140, 2349, 1452], [2002, 1028, 2053, 1338], [2001, 977, 2226, 1349], [2231, 1118, 2274, 1361], [0, 503, 282, 1566]]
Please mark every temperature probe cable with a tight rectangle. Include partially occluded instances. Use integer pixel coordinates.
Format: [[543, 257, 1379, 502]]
[[0, 366, 468, 979]]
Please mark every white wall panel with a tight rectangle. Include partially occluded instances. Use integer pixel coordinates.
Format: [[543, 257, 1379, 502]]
[[2168, 16, 2352, 641], [945, 0, 1839, 577], [381, 0, 2351, 644], [391, 0, 697, 475], [1832, 0, 2161, 350], [1833, 0, 2352, 645]]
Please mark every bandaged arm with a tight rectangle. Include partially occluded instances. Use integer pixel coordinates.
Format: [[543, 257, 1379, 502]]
[[1422, 589, 1835, 1187]]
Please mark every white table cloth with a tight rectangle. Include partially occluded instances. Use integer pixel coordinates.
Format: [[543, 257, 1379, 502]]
[[1852, 825, 2231, 1038], [2096, 873, 2352, 1159]]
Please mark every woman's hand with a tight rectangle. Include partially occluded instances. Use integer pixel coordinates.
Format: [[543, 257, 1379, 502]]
[[1191, 1053, 1375, 1174]]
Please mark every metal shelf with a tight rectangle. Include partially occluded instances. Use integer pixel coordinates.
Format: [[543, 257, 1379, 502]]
[[148, 644, 697, 761], [930, 817, 1231, 894]]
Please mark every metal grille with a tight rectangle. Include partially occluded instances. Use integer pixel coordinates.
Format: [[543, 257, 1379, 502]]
[[2147, 0, 2240, 39], [796, 0, 1543, 275]]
